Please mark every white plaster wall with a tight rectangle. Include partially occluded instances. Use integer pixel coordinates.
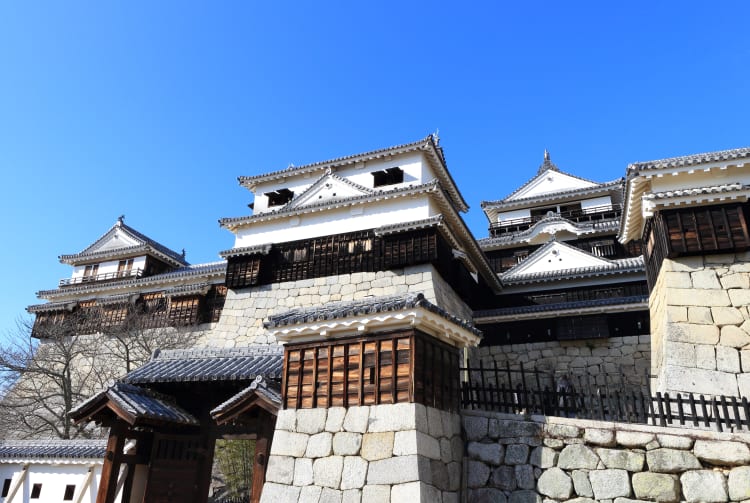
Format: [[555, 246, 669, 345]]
[[497, 208, 531, 223], [234, 197, 438, 248], [71, 256, 147, 280], [252, 152, 428, 214], [580, 195, 612, 211], [648, 164, 748, 193], [0, 463, 107, 503]]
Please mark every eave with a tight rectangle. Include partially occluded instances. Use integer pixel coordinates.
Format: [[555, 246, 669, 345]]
[[474, 296, 649, 323]]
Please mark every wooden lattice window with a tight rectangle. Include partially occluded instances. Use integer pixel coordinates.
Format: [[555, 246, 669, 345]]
[[168, 296, 201, 326], [226, 256, 262, 289], [204, 285, 227, 323]]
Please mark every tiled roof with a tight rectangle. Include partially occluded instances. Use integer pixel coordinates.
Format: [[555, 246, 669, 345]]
[[501, 256, 644, 286], [374, 216, 444, 236], [474, 295, 649, 319], [60, 220, 188, 267], [645, 183, 748, 201], [628, 147, 750, 173], [70, 382, 199, 427], [122, 345, 284, 384], [26, 300, 78, 314], [210, 376, 282, 420], [481, 179, 622, 210], [265, 292, 482, 336], [0, 440, 107, 462], [219, 244, 273, 259], [37, 261, 226, 299], [477, 216, 620, 249]]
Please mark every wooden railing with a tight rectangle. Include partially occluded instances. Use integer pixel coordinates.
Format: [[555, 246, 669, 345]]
[[59, 268, 144, 286], [461, 361, 750, 432], [490, 204, 622, 236]]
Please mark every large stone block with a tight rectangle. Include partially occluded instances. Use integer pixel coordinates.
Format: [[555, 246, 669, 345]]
[[343, 406, 370, 433], [361, 431, 394, 460], [711, 306, 745, 326], [667, 288, 730, 307], [572, 470, 593, 497], [361, 485, 390, 503], [583, 428, 615, 446], [664, 341, 696, 367], [464, 415, 489, 441], [341, 456, 368, 490], [490, 418, 542, 439], [275, 409, 297, 431], [430, 459, 449, 491], [296, 408, 328, 434], [515, 464, 534, 490], [680, 470, 728, 503], [306, 432, 333, 458], [508, 490, 542, 503], [536, 467, 572, 499], [259, 482, 301, 503], [504, 444, 529, 465], [696, 345, 717, 370], [467, 441, 503, 465], [313, 456, 344, 488], [367, 454, 428, 485], [667, 323, 720, 345], [270, 431, 309, 457], [465, 459, 491, 488], [299, 486, 323, 503], [657, 434, 693, 450], [557, 444, 600, 470], [693, 440, 750, 465], [728, 466, 750, 500], [589, 469, 631, 499], [720, 325, 750, 348], [596, 448, 645, 471], [729, 288, 750, 307], [688, 306, 713, 324], [716, 346, 741, 372], [646, 448, 702, 473], [319, 488, 343, 503], [342, 489, 361, 503], [266, 455, 295, 484], [739, 373, 750, 396], [369, 403, 427, 432], [326, 407, 347, 432], [631, 472, 679, 502], [662, 366, 738, 396], [469, 488, 507, 503], [333, 432, 362, 456], [391, 482, 441, 503], [529, 446, 557, 468], [691, 270, 721, 289], [293, 458, 313, 486], [491, 465, 516, 490], [426, 407, 444, 438]]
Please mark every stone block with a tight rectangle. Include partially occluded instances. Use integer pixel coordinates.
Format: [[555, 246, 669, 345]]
[[369, 403, 427, 433], [557, 444, 600, 470], [430, 459, 449, 491], [466, 459, 491, 488], [741, 350, 750, 372], [504, 443, 529, 465], [716, 346, 741, 373], [469, 488, 508, 503], [711, 306, 745, 326], [583, 428, 615, 446], [367, 454, 427, 485], [319, 488, 343, 503], [572, 470, 593, 497], [313, 456, 344, 488], [296, 408, 328, 434], [730, 289, 750, 306], [536, 467, 573, 499], [464, 415, 489, 441], [341, 456, 367, 490], [391, 482, 440, 503], [333, 432, 362, 456], [440, 438, 452, 464], [688, 306, 714, 324], [326, 407, 347, 432], [508, 490, 542, 503], [680, 470, 728, 503], [664, 271, 692, 288], [545, 423, 580, 438], [595, 448, 645, 471], [530, 446, 557, 468], [668, 288, 730, 307], [739, 373, 750, 396], [447, 461, 461, 491], [667, 323, 720, 344], [361, 485, 390, 503], [275, 409, 296, 431], [694, 440, 750, 465], [441, 410, 461, 438], [258, 483, 301, 503], [631, 472, 679, 502], [720, 272, 750, 290], [656, 434, 693, 449], [467, 441, 503, 465], [492, 465, 517, 490], [515, 464, 535, 489], [343, 406, 370, 433], [696, 345, 717, 370], [490, 418, 542, 438], [426, 407, 444, 438], [666, 306, 688, 322], [728, 466, 750, 500], [663, 366, 738, 396], [293, 458, 313, 486], [342, 489, 361, 503], [270, 431, 309, 457], [720, 325, 750, 347], [306, 432, 333, 458], [266, 455, 295, 484], [299, 486, 322, 503], [692, 270, 721, 289], [664, 341, 696, 367], [646, 448, 702, 473], [361, 431, 394, 460], [589, 469, 631, 499]]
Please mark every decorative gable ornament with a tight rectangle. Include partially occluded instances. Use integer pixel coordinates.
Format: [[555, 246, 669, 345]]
[[502, 240, 613, 279], [285, 172, 374, 210]]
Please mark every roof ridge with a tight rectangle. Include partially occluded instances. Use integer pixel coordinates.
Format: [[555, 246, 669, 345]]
[[629, 146, 750, 172]]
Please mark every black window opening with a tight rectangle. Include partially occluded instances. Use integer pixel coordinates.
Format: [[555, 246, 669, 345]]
[[63, 484, 76, 500], [265, 188, 295, 207], [30, 483, 42, 499], [2, 479, 11, 497], [372, 167, 404, 187]]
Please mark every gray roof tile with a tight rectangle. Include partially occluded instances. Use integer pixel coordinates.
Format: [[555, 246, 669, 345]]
[[629, 146, 750, 173], [210, 376, 282, 419], [0, 440, 107, 461], [474, 295, 649, 318]]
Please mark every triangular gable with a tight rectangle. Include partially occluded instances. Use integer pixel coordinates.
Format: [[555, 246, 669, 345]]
[[285, 171, 374, 209], [80, 223, 143, 254], [506, 169, 599, 202], [503, 240, 613, 279]]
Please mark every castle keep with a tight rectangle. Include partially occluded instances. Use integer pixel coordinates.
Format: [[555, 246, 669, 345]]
[[5, 138, 750, 502]]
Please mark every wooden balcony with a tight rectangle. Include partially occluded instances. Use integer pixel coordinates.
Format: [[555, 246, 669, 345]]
[[59, 268, 144, 287], [490, 204, 622, 236]]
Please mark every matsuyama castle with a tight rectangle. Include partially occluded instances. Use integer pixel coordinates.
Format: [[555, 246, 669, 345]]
[[4, 136, 750, 503]]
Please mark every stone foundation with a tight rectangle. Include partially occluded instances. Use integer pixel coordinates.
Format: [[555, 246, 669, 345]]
[[463, 410, 750, 503], [260, 404, 462, 503], [650, 253, 750, 397], [470, 335, 651, 388]]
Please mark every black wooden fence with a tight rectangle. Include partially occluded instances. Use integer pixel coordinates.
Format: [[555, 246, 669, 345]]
[[460, 361, 750, 433]]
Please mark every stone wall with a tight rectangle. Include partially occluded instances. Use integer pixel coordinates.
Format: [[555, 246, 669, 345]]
[[260, 404, 462, 503], [650, 253, 750, 397], [463, 410, 750, 503], [204, 264, 473, 348], [470, 335, 651, 388]]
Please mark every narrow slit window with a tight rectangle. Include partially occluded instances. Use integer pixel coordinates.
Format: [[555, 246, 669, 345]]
[[31, 483, 42, 499], [2, 479, 11, 497], [63, 485, 76, 500], [371, 167, 404, 187], [265, 188, 295, 207]]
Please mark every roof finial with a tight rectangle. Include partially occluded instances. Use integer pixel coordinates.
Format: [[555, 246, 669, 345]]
[[537, 149, 559, 174], [432, 129, 440, 145], [117, 215, 125, 225], [544, 149, 550, 161], [181, 248, 186, 258]]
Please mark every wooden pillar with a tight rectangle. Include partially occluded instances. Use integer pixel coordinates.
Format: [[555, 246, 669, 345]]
[[97, 423, 126, 503], [250, 414, 274, 503]]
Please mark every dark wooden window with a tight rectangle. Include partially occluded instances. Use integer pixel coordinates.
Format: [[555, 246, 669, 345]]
[[372, 167, 404, 187], [2, 479, 10, 497], [63, 485, 76, 500], [117, 259, 134, 277], [265, 188, 294, 207], [168, 296, 201, 326], [83, 264, 99, 280], [203, 285, 227, 323], [283, 330, 460, 411], [30, 483, 42, 499], [99, 304, 129, 329], [226, 256, 262, 289]]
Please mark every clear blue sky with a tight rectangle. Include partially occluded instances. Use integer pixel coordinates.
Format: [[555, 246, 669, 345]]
[[1, 1, 749, 337]]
